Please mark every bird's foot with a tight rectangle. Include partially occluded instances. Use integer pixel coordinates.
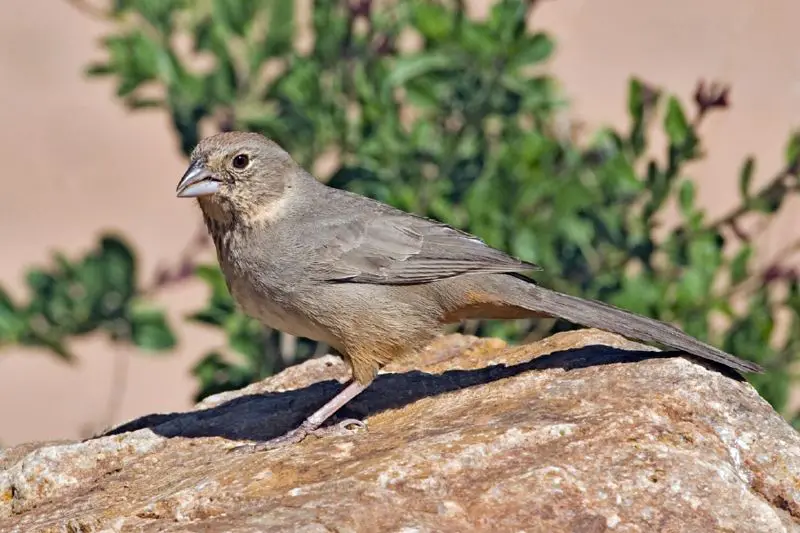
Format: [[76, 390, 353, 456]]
[[310, 418, 367, 440], [227, 418, 367, 455]]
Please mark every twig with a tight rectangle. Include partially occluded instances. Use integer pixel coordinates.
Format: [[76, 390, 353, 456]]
[[724, 237, 800, 299], [98, 345, 131, 433], [140, 222, 211, 298], [82, 225, 212, 437], [708, 169, 793, 234]]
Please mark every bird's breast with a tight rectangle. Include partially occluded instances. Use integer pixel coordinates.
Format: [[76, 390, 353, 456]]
[[220, 251, 335, 345]]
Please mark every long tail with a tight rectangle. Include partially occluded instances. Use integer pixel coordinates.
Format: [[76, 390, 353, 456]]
[[517, 281, 763, 374]]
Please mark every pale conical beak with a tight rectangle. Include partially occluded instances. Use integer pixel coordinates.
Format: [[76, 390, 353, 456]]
[[176, 160, 220, 198]]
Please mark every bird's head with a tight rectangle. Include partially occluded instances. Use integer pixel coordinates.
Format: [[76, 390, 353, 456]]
[[176, 132, 298, 225]]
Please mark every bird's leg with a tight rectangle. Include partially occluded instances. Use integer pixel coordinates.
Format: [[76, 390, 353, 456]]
[[229, 380, 368, 454]]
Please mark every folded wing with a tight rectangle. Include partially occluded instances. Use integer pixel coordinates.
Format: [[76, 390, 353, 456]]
[[313, 214, 540, 285]]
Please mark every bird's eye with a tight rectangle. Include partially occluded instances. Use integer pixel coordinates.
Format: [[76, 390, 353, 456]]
[[232, 154, 250, 169]]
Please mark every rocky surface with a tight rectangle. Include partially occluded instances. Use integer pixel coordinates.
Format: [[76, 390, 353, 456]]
[[1, 328, 798, 533]]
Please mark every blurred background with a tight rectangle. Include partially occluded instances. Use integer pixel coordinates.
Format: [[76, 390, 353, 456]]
[[1, 0, 799, 447]]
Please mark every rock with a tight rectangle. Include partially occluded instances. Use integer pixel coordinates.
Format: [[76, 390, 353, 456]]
[[1, 329, 798, 532]]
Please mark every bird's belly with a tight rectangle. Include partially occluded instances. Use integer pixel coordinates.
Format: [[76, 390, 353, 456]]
[[228, 277, 333, 344], [249, 301, 321, 340]]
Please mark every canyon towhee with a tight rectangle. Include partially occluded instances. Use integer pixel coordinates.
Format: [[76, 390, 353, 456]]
[[176, 131, 763, 452]]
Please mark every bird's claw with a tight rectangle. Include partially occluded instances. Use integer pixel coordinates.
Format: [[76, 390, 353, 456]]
[[312, 418, 367, 438], [227, 427, 307, 454], [227, 418, 367, 455]]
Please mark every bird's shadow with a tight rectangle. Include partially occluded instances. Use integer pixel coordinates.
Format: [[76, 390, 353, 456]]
[[101, 345, 745, 444]]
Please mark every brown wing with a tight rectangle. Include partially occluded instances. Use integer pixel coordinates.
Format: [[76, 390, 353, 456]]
[[313, 214, 541, 285]]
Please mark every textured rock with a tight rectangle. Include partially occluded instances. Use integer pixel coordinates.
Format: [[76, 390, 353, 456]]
[[1, 329, 799, 532]]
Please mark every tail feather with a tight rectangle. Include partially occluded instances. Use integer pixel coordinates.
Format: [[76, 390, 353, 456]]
[[521, 282, 763, 374]]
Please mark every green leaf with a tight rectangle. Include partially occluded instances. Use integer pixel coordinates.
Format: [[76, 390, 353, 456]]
[[188, 307, 230, 327], [27, 333, 75, 362], [190, 264, 235, 328], [750, 369, 789, 414], [192, 351, 231, 382], [459, 23, 499, 58], [195, 264, 225, 293], [211, 0, 257, 37], [609, 274, 662, 315], [560, 217, 594, 247], [690, 234, 724, 270], [488, 0, 526, 34], [508, 33, 554, 70], [627, 79, 646, 156], [127, 97, 163, 109], [383, 52, 464, 97], [225, 313, 265, 361], [26, 268, 55, 295], [0, 287, 25, 342], [730, 245, 752, 285], [103, 31, 167, 97], [785, 131, 800, 170], [678, 180, 695, 216], [25, 268, 74, 330], [675, 268, 706, 307], [97, 234, 137, 312], [627, 78, 644, 124], [748, 193, 783, 214], [191, 351, 253, 402], [195, 264, 232, 302], [664, 96, 690, 146], [262, 0, 295, 57], [411, 1, 454, 41], [404, 79, 442, 109], [129, 305, 176, 351], [510, 227, 538, 263], [205, 57, 238, 105], [738, 156, 755, 200], [311, 1, 351, 64], [86, 63, 114, 77]]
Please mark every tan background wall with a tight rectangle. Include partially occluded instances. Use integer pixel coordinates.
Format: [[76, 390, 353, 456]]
[[1, 0, 798, 446]]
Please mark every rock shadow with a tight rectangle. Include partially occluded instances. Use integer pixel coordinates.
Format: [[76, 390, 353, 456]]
[[100, 345, 746, 444]]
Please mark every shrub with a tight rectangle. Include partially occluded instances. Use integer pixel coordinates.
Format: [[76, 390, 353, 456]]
[[13, 0, 797, 420]]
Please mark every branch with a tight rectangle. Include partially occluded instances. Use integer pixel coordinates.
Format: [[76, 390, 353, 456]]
[[724, 237, 800, 300], [708, 168, 794, 234], [140, 223, 211, 298]]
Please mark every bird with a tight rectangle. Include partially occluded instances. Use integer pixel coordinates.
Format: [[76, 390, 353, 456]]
[[175, 131, 763, 452]]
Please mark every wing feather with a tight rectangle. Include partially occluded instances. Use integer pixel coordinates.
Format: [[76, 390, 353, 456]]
[[313, 214, 540, 285]]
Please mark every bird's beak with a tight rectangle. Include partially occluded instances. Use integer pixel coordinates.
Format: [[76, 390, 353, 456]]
[[176, 160, 220, 198]]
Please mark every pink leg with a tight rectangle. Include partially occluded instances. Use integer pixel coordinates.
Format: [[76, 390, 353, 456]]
[[229, 380, 369, 453]]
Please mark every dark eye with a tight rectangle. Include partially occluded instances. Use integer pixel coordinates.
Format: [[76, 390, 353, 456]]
[[232, 154, 250, 169]]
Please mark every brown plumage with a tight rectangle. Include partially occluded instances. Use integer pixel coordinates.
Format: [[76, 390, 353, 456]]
[[176, 131, 763, 452]]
